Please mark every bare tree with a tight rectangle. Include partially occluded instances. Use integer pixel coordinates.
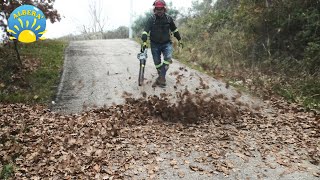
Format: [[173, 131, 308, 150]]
[[88, 0, 106, 34]]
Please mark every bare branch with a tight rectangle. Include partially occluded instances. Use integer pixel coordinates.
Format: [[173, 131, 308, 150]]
[[88, 0, 106, 33]]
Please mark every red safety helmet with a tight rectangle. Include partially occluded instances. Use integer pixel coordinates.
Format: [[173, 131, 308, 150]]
[[153, 0, 167, 14], [153, 0, 166, 8]]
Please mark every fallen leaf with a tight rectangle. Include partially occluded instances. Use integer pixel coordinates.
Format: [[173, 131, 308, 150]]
[[189, 165, 201, 171], [313, 172, 320, 177], [178, 171, 185, 178], [155, 157, 164, 162], [93, 164, 100, 172], [170, 159, 178, 166]]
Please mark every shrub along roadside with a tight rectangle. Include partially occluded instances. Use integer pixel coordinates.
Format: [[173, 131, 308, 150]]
[[173, 38, 320, 111], [0, 40, 68, 104], [171, 0, 320, 111]]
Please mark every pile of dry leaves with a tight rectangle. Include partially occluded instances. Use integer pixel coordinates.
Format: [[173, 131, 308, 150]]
[[0, 91, 319, 179]]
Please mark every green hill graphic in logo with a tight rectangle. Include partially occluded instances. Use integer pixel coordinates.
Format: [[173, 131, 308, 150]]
[[7, 5, 47, 43]]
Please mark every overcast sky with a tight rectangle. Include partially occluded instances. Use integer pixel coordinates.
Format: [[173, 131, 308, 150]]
[[45, 0, 195, 38]]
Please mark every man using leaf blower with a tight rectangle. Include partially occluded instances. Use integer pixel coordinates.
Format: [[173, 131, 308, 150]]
[[141, 0, 183, 87]]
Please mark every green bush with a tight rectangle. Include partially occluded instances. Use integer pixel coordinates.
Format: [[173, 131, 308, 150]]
[[173, 0, 320, 109]]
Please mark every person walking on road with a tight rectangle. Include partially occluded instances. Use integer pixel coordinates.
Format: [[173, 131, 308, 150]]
[[141, 0, 183, 87]]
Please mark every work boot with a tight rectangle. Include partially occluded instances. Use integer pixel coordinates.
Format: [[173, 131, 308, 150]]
[[157, 76, 166, 86], [152, 76, 166, 87]]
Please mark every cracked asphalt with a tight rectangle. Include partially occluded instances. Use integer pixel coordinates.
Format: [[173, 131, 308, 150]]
[[52, 39, 319, 179]]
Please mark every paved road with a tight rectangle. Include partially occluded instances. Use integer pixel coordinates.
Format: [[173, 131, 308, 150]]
[[53, 39, 319, 179], [54, 39, 263, 114]]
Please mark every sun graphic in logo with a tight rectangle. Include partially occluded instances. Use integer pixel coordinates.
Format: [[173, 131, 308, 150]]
[[7, 5, 47, 43]]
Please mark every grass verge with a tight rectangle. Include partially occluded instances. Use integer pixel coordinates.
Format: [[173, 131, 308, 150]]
[[0, 164, 14, 180], [0, 39, 68, 104]]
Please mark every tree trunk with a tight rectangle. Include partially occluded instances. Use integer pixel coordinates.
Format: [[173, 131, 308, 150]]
[[13, 40, 22, 67]]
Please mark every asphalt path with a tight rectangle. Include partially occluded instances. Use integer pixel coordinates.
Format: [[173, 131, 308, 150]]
[[53, 39, 318, 179], [54, 39, 264, 114]]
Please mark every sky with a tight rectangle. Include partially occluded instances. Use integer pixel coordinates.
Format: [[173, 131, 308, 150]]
[[45, 0, 195, 38]]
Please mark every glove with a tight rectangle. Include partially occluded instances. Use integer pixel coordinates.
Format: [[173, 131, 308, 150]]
[[178, 41, 184, 49], [141, 42, 147, 52]]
